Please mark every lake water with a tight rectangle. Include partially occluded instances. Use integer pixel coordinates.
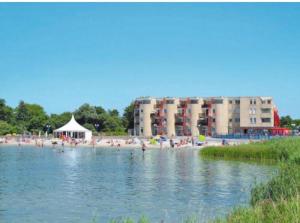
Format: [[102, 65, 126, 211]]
[[0, 146, 275, 223]]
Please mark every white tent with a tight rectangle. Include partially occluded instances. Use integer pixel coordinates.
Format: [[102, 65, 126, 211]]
[[53, 115, 92, 141]]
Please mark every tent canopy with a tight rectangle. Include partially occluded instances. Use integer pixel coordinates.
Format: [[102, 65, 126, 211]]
[[53, 115, 92, 140]]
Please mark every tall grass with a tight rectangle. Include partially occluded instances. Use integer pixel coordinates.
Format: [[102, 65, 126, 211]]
[[215, 196, 300, 223], [200, 137, 300, 162], [200, 137, 300, 223]]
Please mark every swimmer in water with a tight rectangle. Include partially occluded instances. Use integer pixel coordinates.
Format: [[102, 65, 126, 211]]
[[142, 142, 146, 153]]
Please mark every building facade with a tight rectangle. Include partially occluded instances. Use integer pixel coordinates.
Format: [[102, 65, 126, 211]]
[[133, 96, 280, 137]]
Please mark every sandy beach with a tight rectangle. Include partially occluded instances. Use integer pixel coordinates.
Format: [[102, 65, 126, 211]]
[[0, 136, 251, 149]]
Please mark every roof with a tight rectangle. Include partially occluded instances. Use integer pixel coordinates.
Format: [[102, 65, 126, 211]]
[[54, 115, 91, 133]]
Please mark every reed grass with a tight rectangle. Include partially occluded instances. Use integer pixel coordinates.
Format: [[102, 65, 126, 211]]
[[200, 137, 300, 162], [200, 137, 300, 223]]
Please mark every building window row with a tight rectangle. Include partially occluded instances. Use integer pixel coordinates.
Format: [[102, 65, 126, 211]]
[[250, 117, 257, 124], [249, 108, 256, 115], [261, 118, 271, 123], [261, 108, 271, 113]]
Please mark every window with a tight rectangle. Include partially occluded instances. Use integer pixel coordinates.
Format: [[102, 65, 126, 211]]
[[164, 109, 167, 113], [229, 100, 233, 104], [142, 100, 151, 104], [250, 118, 256, 124], [249, 108, 256, 115], [166, 100, 174, 104], [213, 109, 216, 114], [190, 99, 198, 104], [213, 118, 216, 122], [141, 128, 143, 133], [262, 118, 271, 123], [235, 118, 240, 123], [261, 108, 271, 113], [213, 99, 223, 104], [235, 100, 240, 104], [267, 100, 272, 104], [254, 100, 256, 105], [229, 118, 232, 123], [188, 109, 191, 114], [140, 109, 143, 113], [250, 100, 253, 105]]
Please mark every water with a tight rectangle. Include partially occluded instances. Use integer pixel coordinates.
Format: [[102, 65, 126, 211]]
[[0, 146, 275, 223]]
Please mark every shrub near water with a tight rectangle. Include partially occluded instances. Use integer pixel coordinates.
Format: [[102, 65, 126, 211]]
[[200, 137, 300, 162], [200, 137, 300, 223]]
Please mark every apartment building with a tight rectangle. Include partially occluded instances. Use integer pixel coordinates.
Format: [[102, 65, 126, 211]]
[[133, 96, 280, 137]]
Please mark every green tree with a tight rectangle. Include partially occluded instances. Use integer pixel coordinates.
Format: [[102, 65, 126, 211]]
[[108, 109, 119, 117], [74, 103, 99, 125], [83, 123, 97, 133], [0, 99, 14, 123], [103, 115, 125, 133], [14, 101, 48, 133], [122, 103, 135, 131], [0, 121, 16, 135], [280, 116, 293, 127]]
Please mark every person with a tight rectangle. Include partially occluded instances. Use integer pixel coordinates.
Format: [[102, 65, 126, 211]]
[[142, 142, 146, 153], [170, 139, 174, 148], [159, 137, 163, 149]]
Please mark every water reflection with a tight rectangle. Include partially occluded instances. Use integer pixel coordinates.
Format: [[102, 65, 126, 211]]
[[0, 147, 275, 223]]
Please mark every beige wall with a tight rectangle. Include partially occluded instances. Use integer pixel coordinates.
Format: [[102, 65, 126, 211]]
[[165, 98, 179, 137], [138, 99, 156, 137], [214, 98, 229, 135], [134, 96, 276, 137], [240, 97, 274, 128], [189, 98, 203, 136]]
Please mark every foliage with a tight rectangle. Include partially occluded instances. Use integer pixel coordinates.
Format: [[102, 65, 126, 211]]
[[201, 137, 300, 223], [122, 102, 134, 131], [0, 99, 13, 123], [0, 121, 16, 135], [250, 164, 300, 205], [49, 112, 72, 130], [215, 196, 300, 223], [280, 115, 300, 129], [109, 216, 150, 223], [0, 98, 132, 136], [200, 137, 300, 162]]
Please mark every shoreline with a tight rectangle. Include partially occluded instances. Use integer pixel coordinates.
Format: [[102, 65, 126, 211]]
[[0, 136, 252, 150]]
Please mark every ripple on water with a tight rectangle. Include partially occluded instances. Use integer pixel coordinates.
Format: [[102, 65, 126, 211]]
[[0, 147, 275, 223]]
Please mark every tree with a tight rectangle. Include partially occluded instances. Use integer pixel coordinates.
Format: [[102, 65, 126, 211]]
[[0, 99, 14, 123], [122, 103, 134, 131], [14, 101, 48, 133], [108, 109, 119, 117], [74, 103, 99, 125], [15, 100, 29, 122], [280, 116, 293, 128], [83, 123, 96, 133], [0, 121, 16, 135], [49, 112, 72, 130]]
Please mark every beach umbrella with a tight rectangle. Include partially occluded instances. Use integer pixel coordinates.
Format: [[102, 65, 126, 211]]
[[150, 138, 157, 145], [154, 135, 160, 140], [198, 135, 206, 142]]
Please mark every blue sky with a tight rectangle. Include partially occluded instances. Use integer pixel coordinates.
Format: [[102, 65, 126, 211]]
[[0, 3, 299, 117]]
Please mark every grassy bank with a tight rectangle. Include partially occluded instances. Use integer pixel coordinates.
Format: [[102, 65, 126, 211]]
[[200, 137, 300, 223], [200, 137, 300, 163]]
